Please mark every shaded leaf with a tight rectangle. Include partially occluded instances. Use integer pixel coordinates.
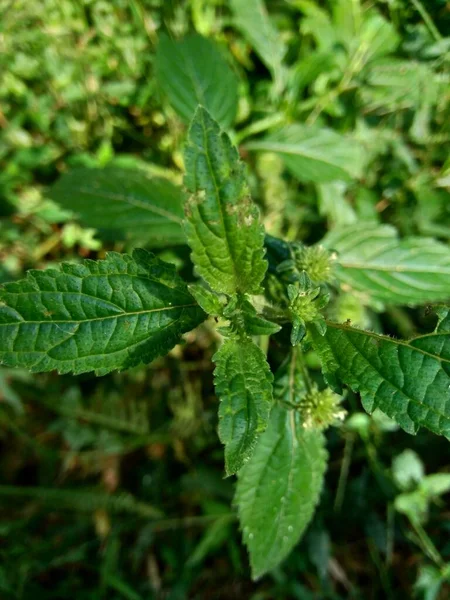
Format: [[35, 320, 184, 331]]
[[323, 224, 450, 306], [184, 107, 267, 295], [213, 336, 273, 475], [246, 125, 365, 182], [235, 404, 327, 579], [155, 34, 238, 128], [0, 250, 205, 376], [230, 0, 287, 91], [49, 167, 185, 247]]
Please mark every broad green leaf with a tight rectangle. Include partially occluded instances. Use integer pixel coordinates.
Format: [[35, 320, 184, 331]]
[[0, 250, 205, 376], [213, 336, 273, 475], [309, 319, 450, 439], [235, 404, 327, 579], [155, 34, 238, 128], [184, 107, 267, 295], [323, 224, 450, 306], [245, 125, 365, 182], [49, 167, 185, 247], [230, 0, 287, 91]]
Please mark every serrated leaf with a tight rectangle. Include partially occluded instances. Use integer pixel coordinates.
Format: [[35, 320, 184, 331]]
[[0, 250, 205, 376], [213, 336, 273, 475], [184, 107, 267, 295], [223, 295, 281, 336], [322, 224, 450, 306], [49, 167, 185, 247], [230, 0, 287, 91], [235, 404, 327, 579], [155, 34, 238, 128], [309, 320, 450, 439], [246, 125, 365, 183], [240, 310, 281, 337], [188, 283, 224, 317]]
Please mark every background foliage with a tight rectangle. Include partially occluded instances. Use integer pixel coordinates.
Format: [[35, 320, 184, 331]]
[[1, 0, 450, 598]]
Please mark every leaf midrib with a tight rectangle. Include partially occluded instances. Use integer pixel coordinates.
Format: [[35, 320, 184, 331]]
[[325, 323, 450, 422], [71, 186, 183, 224], [1, 304, 198, 326], [327, 322, 450, 365], [338, 261, 450, 274], [199, 112, 239, 291]]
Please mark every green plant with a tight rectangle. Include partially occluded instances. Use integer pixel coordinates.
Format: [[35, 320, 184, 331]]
[[2, 104, 450, 580]]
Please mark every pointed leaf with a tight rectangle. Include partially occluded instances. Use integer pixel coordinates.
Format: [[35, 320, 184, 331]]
[[222, 295, 281, 336], [246, 125, 365, 182], [213, 336, 273, 475], [49, 167, 185, 247], [184, 107, 267, 295], [0, 250, 205, 376], [235, 404, 327, 579], [188, 283, 224, 317], [323, 224, 450, 305], [155, 34, 238, 128], [310, 320, 450, 439], [230, 0, 287, 91]]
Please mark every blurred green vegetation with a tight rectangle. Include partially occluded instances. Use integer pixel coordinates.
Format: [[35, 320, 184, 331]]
[[0, 0, 450, 598]]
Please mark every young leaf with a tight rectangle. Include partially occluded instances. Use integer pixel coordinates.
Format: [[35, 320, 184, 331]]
[[323, 224, 450, 306], [245, 125, 365, 182], [188, 283, 224, 317], [309, 320, 450, 439], [184, 107, 267, 295], [235, 404, 327, 579], [213, 336, 273, 475], [230, 0, 287, 92], [49, 167, 185, 247], [222, 295, 281, 336], [0, 250, 205, 376], [155, 34, 238, 128]]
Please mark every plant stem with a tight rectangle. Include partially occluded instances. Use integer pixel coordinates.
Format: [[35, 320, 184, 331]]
[[334, 433, 354, 512], [409, 519, 445, 568], [410, 0, 442, 42]]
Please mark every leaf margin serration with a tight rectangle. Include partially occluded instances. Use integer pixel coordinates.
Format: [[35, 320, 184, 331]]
[[0, 249, 206, 376]]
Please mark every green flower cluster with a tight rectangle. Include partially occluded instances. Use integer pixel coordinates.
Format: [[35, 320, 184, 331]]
[[298, 386, 346, 430], [288, 272, 329, 345]]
